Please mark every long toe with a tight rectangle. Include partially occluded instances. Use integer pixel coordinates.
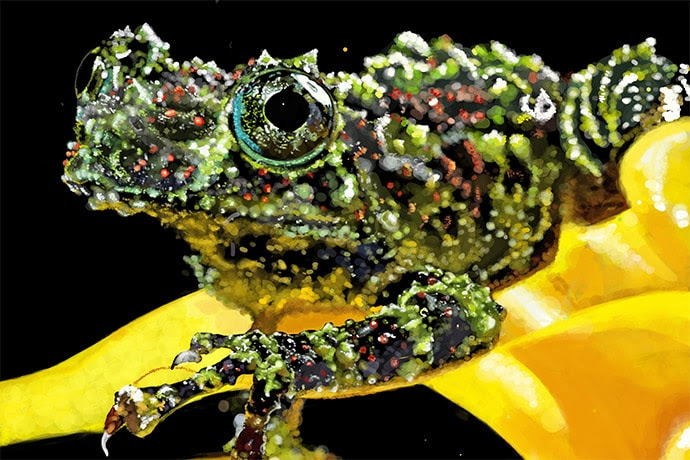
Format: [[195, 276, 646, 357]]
[[171, 349, 201, 369]]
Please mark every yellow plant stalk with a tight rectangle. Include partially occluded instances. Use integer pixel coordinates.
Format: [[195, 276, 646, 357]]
[[1, 119, 688, 456]]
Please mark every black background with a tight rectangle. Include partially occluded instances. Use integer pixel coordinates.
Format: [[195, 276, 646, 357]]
[[1, 1, 688, 458]]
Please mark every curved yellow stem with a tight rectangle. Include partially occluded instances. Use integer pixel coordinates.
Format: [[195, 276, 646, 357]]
[[0, 291, 253, 446]]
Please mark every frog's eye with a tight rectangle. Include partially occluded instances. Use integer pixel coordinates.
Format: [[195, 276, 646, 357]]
[[231, 69, 335, 167]]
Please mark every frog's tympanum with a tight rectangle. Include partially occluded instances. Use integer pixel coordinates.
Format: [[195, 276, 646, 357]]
[[62, 24, 687, 458]]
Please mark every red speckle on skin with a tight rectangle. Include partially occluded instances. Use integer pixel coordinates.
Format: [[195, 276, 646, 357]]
[[160, 168, 170, 178], [164, 109, 177, 117], [193, 116, 205, 127]]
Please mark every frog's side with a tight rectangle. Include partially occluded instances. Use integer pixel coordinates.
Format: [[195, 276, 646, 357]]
[[63, 25, 687, 458]]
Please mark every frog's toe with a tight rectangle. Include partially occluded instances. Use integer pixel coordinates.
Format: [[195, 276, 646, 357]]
[[171, 349, 201, 369], [102, 406, 123, 457], [101, 431, 113, 457]]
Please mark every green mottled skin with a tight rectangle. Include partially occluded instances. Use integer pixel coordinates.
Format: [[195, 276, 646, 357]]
[[64, 24, 684, 457]]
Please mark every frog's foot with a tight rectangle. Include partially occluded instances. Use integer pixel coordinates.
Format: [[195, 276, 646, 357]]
[[224, 383, 325, 459], [102, 354, 255, 456], [220, 379, 290, 459]]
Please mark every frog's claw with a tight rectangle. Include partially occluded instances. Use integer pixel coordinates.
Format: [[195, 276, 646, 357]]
[[101, 406, 123, 457], [170, 349, 201, 369], [101, 431, 112, 457]]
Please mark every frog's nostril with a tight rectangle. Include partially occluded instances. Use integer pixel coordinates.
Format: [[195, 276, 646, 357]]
[[74, 49, 99, 97]]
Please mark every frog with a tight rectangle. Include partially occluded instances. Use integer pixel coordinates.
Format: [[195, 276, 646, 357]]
[[62, 24, 687, 458]]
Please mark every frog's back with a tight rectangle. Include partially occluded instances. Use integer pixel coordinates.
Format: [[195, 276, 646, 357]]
[[327, 32, 685, 288]]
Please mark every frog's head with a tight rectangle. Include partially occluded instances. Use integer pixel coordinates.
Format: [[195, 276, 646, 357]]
[[63, 23, 359, 226], [62, 24, 383, 318]]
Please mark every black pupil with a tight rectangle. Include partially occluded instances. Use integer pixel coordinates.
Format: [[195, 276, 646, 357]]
[[265, 89, 310, 132]]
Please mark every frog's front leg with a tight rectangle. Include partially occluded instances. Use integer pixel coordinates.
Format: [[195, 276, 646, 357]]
[[105, 271, 504, 458]]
